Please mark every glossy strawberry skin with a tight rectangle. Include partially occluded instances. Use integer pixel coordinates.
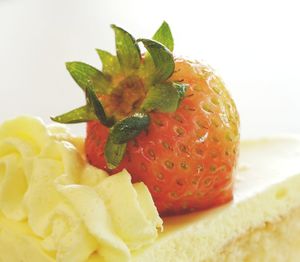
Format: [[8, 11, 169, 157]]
[[86, 59, 239, 216]]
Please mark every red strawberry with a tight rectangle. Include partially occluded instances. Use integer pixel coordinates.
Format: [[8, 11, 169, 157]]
[[52, 22, 239, 216]]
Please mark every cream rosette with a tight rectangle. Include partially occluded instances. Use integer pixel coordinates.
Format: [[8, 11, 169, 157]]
[[0, 116, 162, 262]]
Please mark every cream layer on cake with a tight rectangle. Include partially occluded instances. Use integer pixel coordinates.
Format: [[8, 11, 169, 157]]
[[133, 136, 300, 262], [1, 117, 300, 262]]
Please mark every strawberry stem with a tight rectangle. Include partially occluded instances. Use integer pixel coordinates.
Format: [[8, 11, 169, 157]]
[[138, 38, 174, 83], [66, 62, 111, 94], [52, 21, 190, 169], [86, 87, 115, 127], [111, 24, 141, 73], [96, 49, 120, 75], [104, 135, 127, 169], [141, 82, 188, 113], [50, 105, 97, 123], [110, 113, 150, 144], [152, 21, 174, 52]]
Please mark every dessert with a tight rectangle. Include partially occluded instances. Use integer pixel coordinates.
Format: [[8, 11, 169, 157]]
[[1, 117, 300, 261], [1, 21, 300, 262]]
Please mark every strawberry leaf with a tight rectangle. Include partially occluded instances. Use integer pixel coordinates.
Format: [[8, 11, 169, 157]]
[[96, 49, 120, 75], [104, 135, 127, 169], [86, 87, 114, 127], [138, 39, 174, 83], [66, 62, 111, 94], [141, 82, 188, 113], [153, 21, 174, 52], [51, 105, 97, 123], [110, 113, 150, 144], [111, 24, 141, 72]]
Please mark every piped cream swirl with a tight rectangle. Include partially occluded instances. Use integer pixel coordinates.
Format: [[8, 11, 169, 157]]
[[0, 116, 163, 262]]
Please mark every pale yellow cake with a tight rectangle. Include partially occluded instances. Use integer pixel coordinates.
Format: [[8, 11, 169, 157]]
[[133, 136, 300, 262], [0, 117, 300, 262]]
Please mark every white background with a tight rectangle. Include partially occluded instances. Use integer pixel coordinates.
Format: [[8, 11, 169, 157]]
[[0, 0, 299, 138]]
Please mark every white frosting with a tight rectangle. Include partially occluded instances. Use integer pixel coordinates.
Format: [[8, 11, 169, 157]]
[[0, 116, 162, 262]]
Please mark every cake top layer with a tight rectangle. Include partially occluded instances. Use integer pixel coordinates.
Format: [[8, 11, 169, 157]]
[[236, 136, 300, 201], [133, 136, 300, 261]]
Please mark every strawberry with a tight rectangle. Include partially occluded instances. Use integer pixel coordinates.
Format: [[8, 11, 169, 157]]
[[52, 22, 239, 216]]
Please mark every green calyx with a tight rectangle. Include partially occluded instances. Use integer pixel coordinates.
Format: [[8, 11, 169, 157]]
[[51, 21, 189, 169]]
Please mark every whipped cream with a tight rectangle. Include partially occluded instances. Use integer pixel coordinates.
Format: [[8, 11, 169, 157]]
[[0, 116, 163, 262]]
